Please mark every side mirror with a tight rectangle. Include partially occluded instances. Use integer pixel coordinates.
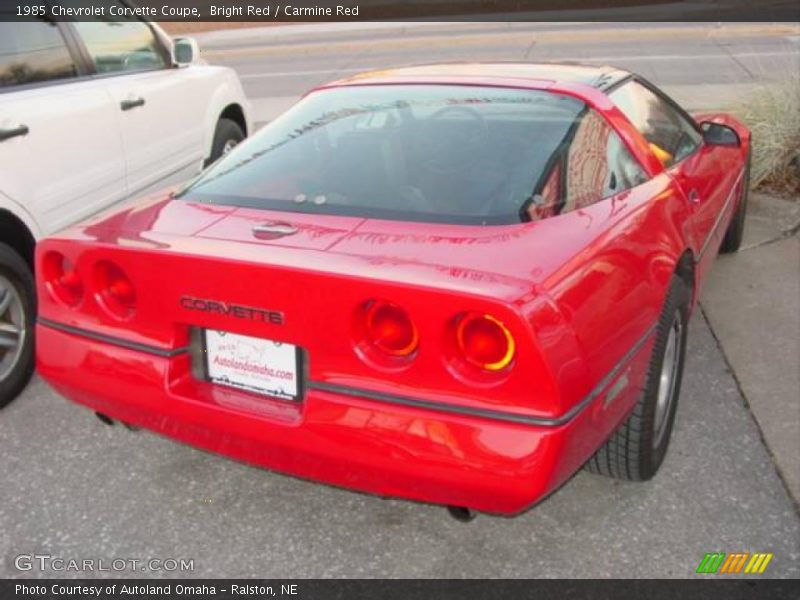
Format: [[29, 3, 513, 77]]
[[701, 122, 741, 148], [173, 37, 199, 67]]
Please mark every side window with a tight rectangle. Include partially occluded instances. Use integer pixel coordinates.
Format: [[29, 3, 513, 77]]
[[0, 21, 78, 88], [610, 81, 702, 166], [528, 109, 647, 220], [72, 19, 167, 75]]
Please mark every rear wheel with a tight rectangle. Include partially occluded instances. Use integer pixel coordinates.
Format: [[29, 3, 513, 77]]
[[719, 152, 751, 254], [205, 118, 244, 167], [585, 276, 690, 481], [0, 243, 35, 408]]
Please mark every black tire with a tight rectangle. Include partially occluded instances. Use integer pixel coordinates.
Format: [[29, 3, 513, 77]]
[[205, 118, 245, 167], [0, 243, 35, 408], [719, 152, 751, 254], [585, 276, 690, 481]]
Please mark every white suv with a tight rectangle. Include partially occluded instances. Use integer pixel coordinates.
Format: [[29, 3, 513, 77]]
[[0, 16, 252, 406]]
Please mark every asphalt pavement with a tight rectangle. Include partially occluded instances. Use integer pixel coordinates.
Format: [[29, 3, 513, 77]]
[[194, 22, 800, 124], [2, 22, 799, 579]]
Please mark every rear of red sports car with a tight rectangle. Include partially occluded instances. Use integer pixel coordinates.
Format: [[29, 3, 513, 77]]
[[35, 66, 749, 515]]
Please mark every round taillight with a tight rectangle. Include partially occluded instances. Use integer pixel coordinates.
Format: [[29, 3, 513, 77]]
[[364, 301, 418, 357], [455, 313, 515, 371], [94, 261, 136, 319], [42, 252, 83, 307]]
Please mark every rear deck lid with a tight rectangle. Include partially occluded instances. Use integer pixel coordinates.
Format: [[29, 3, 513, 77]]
[[195, 207, 364, 250]]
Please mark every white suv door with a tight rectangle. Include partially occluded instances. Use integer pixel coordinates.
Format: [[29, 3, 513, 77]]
[[69, 17, 207, 198], [0, 21, 126, 236]]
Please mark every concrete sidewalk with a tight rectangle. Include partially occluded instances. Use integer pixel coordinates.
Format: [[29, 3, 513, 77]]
[[701, 193, 800, 505]]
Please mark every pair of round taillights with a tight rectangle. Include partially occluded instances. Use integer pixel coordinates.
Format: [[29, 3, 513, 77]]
[[42, 252, 136, 320], [361, 300, 516, 372], [42, 256, 514, 372]]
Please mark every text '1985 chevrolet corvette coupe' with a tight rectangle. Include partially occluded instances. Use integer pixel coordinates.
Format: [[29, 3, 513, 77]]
[[35, 63, 750, 516]]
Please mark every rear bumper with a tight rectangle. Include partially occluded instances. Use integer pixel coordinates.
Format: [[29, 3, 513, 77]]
[[36, 322, 648, 515]]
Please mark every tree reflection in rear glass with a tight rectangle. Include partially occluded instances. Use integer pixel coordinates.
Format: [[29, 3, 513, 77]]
[[181, 85, 645, 225]]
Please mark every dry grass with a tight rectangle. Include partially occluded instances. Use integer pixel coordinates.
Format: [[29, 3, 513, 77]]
[[737, 76, 800, 197]]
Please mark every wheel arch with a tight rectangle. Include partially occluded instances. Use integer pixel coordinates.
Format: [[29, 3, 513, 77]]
[[219, 103, 248, 138], [674, 249, 697, 309], [200, 71, 252, 162], [0, 209, 37, 272]]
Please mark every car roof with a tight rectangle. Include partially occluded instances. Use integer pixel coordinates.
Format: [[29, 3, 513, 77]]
[[327, 62, 632, 92]]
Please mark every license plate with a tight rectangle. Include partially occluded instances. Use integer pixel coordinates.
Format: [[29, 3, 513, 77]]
[[203, 330, 300, 401]]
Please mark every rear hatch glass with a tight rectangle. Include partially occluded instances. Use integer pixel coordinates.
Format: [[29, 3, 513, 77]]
[[179, 84, 586, 225]]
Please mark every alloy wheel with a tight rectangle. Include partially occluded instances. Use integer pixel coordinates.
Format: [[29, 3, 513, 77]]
[[653, 312, 683, 448], [222, 139, 239, 155], [0, 275, 26, 382]]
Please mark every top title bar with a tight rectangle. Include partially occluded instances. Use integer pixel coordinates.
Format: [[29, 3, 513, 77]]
[[2, 0, 799, 22]]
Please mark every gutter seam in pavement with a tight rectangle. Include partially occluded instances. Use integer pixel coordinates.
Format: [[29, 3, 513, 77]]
[[698, 306, 800, 516], [740, 218, 800, 251]]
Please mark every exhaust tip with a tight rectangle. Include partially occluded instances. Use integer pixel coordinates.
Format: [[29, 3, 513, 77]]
[[95, 412, 114, 426], [447, 506, 476, 522]]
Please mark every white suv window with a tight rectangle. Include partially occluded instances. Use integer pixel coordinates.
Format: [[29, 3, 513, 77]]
[[0, 21, 78, 88], [73, 19, 166, 75]]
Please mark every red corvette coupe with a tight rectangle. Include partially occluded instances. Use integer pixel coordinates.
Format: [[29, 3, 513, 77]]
[[36, 64, 750, 517]]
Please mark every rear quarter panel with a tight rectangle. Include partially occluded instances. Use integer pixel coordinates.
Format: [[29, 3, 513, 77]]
[[529, 172, 693, 413]]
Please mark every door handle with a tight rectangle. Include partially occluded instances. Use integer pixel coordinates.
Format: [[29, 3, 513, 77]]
[[688, 189, 702, 204], [0, 124, 29, 142], [120, 97, 145, 111]]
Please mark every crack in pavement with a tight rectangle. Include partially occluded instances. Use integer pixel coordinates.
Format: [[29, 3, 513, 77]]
[[698, 306, 800, 516], [710, 34, 756, 80], [740, 217, 800, 251], [523, 38, 537, 60]]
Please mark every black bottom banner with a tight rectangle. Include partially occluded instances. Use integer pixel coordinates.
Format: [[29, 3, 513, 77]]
[[4, 579, 800, 600]]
